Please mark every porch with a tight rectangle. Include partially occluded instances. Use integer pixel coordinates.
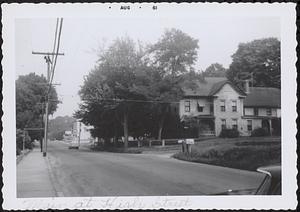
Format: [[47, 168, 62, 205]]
[[181, 115, 216, 137]]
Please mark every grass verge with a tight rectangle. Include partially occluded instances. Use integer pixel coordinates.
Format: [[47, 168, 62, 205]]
[[173, 137, 281, 171], [90, 145, 143, 154]]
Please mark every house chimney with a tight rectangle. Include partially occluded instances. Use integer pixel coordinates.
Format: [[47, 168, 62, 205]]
[[244, 80, 250, 94]]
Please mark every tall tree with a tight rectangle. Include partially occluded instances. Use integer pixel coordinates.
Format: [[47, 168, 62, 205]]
[[203, 63, 227, 77], [76, 37, 148, 148], [227, 38, 280, 89], [16, 73, 59, 140], [149, 28, 199, 76], [147, 29, 199, 140]]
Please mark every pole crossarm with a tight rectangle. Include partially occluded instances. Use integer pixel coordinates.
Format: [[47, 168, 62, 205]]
[[24, 128, 44, 131], [32, 51, 65, 56]]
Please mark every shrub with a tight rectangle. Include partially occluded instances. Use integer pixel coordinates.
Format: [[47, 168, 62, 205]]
[[251, 128, 269, 137], [16, 148, 21, 156], [219, 128, 240, 138]]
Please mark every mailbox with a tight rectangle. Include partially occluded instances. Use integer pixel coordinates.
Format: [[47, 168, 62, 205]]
[[186, 139, 195, 145], [178, 139, 184, 144]]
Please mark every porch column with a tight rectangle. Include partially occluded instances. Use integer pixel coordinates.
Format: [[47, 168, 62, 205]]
[[269, 119, 272, 136], [214, 118, 217, 136]]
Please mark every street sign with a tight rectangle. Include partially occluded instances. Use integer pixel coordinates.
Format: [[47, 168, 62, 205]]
[[186, 139, 195, 145]]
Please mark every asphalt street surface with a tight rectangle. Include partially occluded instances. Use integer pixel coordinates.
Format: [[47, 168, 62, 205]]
[[46, 140, 264, 197]]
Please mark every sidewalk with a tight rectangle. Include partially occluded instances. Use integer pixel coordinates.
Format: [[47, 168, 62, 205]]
[[17, 147, 57, 198]]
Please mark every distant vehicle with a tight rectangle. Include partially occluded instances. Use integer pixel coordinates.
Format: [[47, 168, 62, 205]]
[[68, 140, 79, 149], [216, 165, 281, 195], [63, 130, 73, 142]]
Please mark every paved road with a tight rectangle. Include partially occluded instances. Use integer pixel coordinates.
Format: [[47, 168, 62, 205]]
[[46, 140, 264, 197]]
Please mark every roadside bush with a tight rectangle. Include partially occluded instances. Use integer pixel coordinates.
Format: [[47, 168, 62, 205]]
[[219, 128, 239, 138], [16, 148, 21, 156], [201, 149, 220, 159], [251, 128, 269, 137]]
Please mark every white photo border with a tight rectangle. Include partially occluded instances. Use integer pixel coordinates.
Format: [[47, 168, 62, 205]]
[[1, 2, 297, 210]]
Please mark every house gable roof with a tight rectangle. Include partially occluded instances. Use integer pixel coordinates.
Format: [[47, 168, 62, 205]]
[[183, 77, 246, 97], [244, 87, 281, 108]]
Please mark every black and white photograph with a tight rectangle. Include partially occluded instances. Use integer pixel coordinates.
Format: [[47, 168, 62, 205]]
[[1, 3, 297, 210]]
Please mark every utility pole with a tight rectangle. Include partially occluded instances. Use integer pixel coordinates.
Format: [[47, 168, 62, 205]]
[[22, 130, 26, 151], [78, 122, 81, 148], [32, 52, 64, 157]]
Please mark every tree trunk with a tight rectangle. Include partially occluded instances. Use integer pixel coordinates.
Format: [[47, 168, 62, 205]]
[[158, 114, 166, 141], [123, 110, 129, 149]]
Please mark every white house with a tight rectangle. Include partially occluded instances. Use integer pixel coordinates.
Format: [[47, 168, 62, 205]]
[[72, 121, 94, 144], [180, 77, 281, 137]]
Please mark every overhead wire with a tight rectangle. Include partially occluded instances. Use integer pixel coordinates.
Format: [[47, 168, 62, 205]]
[[47, 18, 63, 96], [50, 18, 59, 72], [80, 97, 180, 104]]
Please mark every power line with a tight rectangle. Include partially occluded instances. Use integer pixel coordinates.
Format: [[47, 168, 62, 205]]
[[58, 94, 180, 104], [48, 18, 63, 95], [80, 97, 180, 104], [51, 18, 59, 72], [31, 18, 64, 157]]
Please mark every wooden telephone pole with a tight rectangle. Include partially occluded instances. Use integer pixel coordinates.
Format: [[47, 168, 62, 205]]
[[32, 51, 64, 157]]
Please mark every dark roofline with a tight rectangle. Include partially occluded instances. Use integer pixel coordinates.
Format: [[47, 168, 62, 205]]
[[209, 81, 247, 96]]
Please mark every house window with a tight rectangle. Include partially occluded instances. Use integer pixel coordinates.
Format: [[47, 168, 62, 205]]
[[266, 108, 272, 116], [197, 102, 204, 112], [232, 100, 237, 112], [221, 119, 226, 129], [184, 100, 190, 112], [254, 108, 259, 116], [247, 120, 253, 131], [220, 100, 226, 112], [232, 119, 238, 130]]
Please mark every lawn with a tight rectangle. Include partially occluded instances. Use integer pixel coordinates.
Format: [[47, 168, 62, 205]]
[[173, 136, 281, 171]]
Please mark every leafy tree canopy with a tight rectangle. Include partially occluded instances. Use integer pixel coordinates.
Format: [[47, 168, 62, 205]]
[[76, 37, 151, 147], [16, 73, 59, 128], [203, 63, 227, 77], [48, 116, 76, 140], [16, 73, 59, 139], [76, 29, 200, 144], [227, 38, 280, 89], [149, 28, 199, 76]]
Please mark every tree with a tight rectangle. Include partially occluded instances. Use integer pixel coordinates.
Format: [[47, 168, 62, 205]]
[[203, 63, 226, 77], [227, 38, 280, 89], [146, 29, 199, 140], [16, 73, 59, 141], [149, 28, 199, 76], [76, 37, 148, 148], [48, 116, 76, 140]]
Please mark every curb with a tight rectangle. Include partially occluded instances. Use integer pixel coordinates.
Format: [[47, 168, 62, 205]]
[[45, 156, 65, 197], [16, 149, 32, 165]]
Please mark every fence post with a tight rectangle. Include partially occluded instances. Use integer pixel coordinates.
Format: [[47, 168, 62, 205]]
[[187, 144, 192, 154], [149, 140, 152, 147], [181, 140, 186, 153], [162, 139, 165, 147]]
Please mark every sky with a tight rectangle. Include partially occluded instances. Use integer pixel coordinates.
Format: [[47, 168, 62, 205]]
[[15, 10, 280, 118]]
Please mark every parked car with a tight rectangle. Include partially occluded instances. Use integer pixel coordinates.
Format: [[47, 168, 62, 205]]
[[68, 140, 79, 149], [216, 165, 281, 195]]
